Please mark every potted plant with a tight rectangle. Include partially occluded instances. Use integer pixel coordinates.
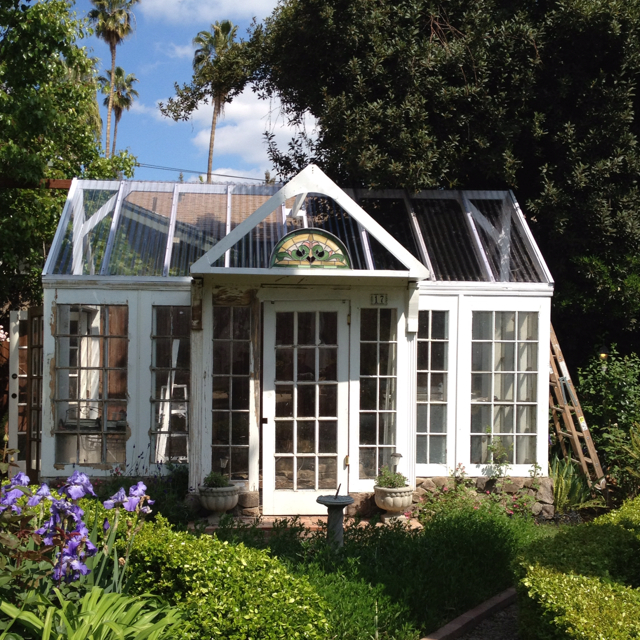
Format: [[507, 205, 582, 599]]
[[373, 465, 413, 520], [198, 471, 239, 520]]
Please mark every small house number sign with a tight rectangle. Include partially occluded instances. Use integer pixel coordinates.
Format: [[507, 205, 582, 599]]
[[370, 294, 388, 306]]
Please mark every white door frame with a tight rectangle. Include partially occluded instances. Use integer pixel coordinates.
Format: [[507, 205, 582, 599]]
[[262, 299, 350, 516]]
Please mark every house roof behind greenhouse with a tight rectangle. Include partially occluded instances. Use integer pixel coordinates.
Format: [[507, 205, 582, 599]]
[[44, 167, 552, 284]]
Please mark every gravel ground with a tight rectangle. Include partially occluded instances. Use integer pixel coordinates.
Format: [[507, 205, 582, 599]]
[[456, 603, 520, 640]]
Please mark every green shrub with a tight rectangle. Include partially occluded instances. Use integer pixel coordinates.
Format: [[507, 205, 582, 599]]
[[517, 495, 640, 639], [518, 567, 640, 640], [127, 517, 329, 640]]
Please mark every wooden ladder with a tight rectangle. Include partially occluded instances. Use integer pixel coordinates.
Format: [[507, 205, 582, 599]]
[[549, 324, 607, 491]]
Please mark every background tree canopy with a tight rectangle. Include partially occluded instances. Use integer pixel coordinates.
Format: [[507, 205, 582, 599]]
[[0, 0, 136, 313], [251, 0, 640, 367]]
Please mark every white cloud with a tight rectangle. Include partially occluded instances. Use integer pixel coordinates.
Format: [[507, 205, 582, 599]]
[[139, 0, 278, 24], [186, 167, 267, 184], [189, 89, 317, 174], [130, 100, 167, 122], [165, 42, 195, 59]]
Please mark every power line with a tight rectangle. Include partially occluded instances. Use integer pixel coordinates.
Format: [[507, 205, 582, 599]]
[[135, 162, 269, 182]]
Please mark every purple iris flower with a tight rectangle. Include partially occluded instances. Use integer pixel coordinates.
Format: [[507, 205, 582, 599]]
[[62, 471, 96, 500], [10, 472, 30, 487], [27, 483, 51, 507], [103, 488, 127, 510], [123, 495, 141, 512], [103, 518, 110, 532], [50, 498, 84, 525], [128, 481, 147, 497], [0, 487, 25, 514]]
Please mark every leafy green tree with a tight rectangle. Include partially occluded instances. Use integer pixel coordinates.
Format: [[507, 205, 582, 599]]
[[88, 0, 139, 159], [160, 21, 249, 184], [99, 66, 139, 156], [251, 0, 640, 364], [0, 0, 136, 313]]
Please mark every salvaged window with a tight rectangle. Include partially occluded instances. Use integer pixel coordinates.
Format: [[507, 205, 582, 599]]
[[28, 314, 44, 474], [470, 311, 538, 465], [359, 308, 397, 478], [212, 306, 251, 479], [15, 317, 28, 461], [54, 305, 128, 465], [273, 310, 339, 491], [151, 307, 190, 463], [416, 310, 449, 464]]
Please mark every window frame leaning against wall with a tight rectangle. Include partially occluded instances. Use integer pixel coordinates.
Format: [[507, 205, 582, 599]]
[[53, 303, 129, 466]]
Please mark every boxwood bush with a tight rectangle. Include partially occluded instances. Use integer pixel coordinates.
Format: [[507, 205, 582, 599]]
[[517, 495, 640, 639], [127, 517, 329, 640]]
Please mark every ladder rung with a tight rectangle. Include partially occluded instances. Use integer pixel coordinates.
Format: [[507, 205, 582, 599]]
[[559, 431, 575, 439], [583, 457, 592, 464]]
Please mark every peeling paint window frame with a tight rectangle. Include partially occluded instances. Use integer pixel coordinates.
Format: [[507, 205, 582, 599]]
[[150, 306, 191, 464], [53, 304, 128, 466]]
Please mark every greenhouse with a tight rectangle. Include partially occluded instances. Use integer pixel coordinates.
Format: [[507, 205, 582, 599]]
[[8, 164, 553, 515]]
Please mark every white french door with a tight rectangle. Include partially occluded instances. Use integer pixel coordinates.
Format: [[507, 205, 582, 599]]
[[262, 300, 349, 515]]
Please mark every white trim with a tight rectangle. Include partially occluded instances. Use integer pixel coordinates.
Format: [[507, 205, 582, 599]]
[[43, 276, 192, 291], [191, 165, 430, 279], [99, 182, 128, 276], [162, 185, 181, 277], [44, 178, 78, 275], [8, 311, 27, 474]]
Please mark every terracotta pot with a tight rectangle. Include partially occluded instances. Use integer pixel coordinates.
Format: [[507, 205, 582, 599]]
[[198, 485, 239, 514], [374, 485, 413, 514]]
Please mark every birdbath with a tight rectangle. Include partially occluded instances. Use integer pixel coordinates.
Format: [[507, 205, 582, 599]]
[[316, 494, 354, 548]]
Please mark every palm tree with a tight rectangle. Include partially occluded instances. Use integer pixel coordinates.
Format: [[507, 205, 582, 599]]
[[192, 20, 238, 184], [88, 0, 139, 158], [99, 67, 139, 156]]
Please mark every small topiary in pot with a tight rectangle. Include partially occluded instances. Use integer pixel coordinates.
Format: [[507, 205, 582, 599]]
[[374, 466, 413, 518], [199, 472, 239, 517]]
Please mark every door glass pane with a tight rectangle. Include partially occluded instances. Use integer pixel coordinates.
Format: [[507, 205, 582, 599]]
[[297, 457, 315, 489], [318, 422, 337, 453], [275, 422, 294, 453], [297, 421, 315, 453], [276, 457, 294, 489], [318, 457, 337, 489], [297, 312, 315, 345], [319, 312, 337, 345]]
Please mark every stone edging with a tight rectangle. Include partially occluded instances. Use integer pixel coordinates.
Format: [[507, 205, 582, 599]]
[[420, 587, 517, 640]]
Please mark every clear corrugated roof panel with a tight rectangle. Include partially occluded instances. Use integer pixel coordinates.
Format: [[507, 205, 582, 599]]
[[46, 180, 550, 283]]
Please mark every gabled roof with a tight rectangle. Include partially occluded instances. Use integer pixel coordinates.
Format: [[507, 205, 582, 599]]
[[43, 165, 552, 285]]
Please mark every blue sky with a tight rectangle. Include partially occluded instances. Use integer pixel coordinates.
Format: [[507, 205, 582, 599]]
[[73, 0, 313, 183]]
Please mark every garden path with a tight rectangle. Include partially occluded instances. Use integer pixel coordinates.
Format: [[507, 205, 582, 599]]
[[456, 603, 519, 640]]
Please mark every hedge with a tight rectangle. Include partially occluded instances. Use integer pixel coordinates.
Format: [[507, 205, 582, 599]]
[[517, 495, 640, 639], [127, 517, 329, 640]]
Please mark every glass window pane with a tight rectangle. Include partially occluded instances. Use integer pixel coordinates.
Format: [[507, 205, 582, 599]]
[[212, 377, 231, 410], [430, 404, 446, 433], [276, 312, 294, 345], [494, 342, 514, 372], [517, 374, 537, 402], [518, 312, 538, 341], [297, 385, 316, 417], [493, 405, 514, 433], [318, 457, 337, 489], [379, 309, 397, 342], [213, 307, 231, 340], [379, 343, 396, 376], [360, 343, 378, 376], [232, 342, 250, 376], [232, 413, 249, 445], [319, 348, 337, 381], [276, 457, 294, 489], [518, 343, 537, 372], [275, 385, 293, 417], [494, 435, 514, 464], [472, 312, 492, 340], [417, 435, 427, 464], [155, 307, 171, 335], [431, 342, 447, 370], [379, 378, 396, 410], [470, 435, 490, 464], [319, 421, 337, 453], [517, 405, 536, 433], [56, 434, 77, 464], [417, 404, 428, 433], [360, 413, 377, 445], [495, 312, 515, 340], [297, 421, 315, 453], [430, 373, 446, 402], [106, 434, 126, 464], [298, 312, 316, 345], [471, 405, 491, 434], [360, 378, 377, 410], [361, 309, 378, 341], [232, 378, 250, 410], [378, 413, 396, 445], [231, 447, 249, 480], [431, 311, 448, 340], [472, 343, 492, 372], [275, 422, 294, 453], [318, 385, 337, 417], [417, 342, 430, 371], [232, 307, 250, 340], [276, 348, 294, 381], [297, 457, 316, 490], [319, 312, 337, 345], [418, 311, 430, 340], [417, 373, 429, 402], [516, 436, 536, 464], [359, 448, 377, 479], [494, 374, 514, 401], [297, 348, 315, 381], [212, 412, 229, 445], [429, 436, 446, 464]]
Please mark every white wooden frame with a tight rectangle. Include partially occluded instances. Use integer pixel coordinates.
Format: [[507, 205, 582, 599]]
[[8, 311, 27, 475], [40, 282, 190, 479], [455, 295, 551, 477], [414, 295, 459, 478]]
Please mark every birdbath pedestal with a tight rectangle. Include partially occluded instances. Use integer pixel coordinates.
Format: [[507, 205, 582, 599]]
[[316, 494, 354, 548]]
